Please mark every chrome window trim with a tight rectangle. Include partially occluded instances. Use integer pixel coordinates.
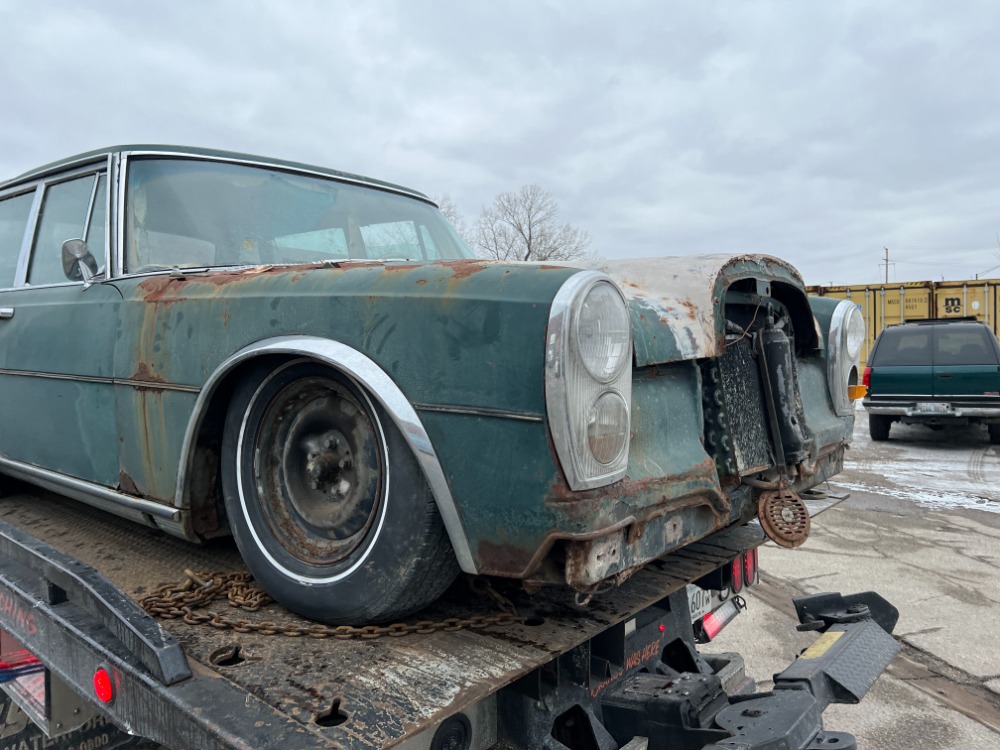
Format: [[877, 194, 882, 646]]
[[176, 335, 477, 574], [5, 162, 112, 290], [13, 186, 43, 287]]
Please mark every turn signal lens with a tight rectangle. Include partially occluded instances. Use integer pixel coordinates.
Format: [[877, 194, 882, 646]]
[[93, 668, 114, 704], [848, 384, 868, 400]]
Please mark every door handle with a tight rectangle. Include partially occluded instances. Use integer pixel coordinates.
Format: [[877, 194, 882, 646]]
[[0, 308, 13, 320], [937, 373, 952, 378]]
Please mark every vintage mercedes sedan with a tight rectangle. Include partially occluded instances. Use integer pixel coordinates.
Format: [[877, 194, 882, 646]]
[[0, 146, 865, 623]]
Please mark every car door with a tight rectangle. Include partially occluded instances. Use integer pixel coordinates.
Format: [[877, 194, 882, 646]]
[[0, 166, 122, 487]]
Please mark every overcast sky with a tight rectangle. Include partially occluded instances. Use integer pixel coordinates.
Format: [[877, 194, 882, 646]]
[[3, 1, 1000, 285]]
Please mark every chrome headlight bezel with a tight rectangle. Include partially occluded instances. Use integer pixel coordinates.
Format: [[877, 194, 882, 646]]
[[545, 272, 632, 491], [828, 300, 865, 416]]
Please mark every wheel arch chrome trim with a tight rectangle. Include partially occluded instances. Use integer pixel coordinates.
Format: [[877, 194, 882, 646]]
[[175, 335, 477, 573]]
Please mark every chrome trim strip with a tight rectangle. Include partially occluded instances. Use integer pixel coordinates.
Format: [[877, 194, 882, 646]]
[[176, 336, 477, 573], [116, 378, 201, 393], [413, 403, 544, 422], [0, 456, 180, 522], [0, 308, 12, 320], [0, 369, 201, 393]]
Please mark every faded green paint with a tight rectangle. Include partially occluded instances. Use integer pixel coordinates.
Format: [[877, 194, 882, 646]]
[[0, 283, 121, 485], [111, 261, 575, 502], [0, 147, 858, 594]]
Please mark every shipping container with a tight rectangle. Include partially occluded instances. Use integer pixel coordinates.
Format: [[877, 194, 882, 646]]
[[807, 278, 1000, 364]]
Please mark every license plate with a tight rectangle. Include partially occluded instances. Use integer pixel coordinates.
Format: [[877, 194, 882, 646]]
[[916, 402, 950, 414], [687, 584, 713, 621]]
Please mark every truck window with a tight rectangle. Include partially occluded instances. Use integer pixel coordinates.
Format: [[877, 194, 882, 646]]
[[871, 327, 931, 366], [0, 191, 35, 288], [935, 327, 998, 365]]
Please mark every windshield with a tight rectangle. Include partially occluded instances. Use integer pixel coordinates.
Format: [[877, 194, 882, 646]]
[[124, 157, 474, 272]]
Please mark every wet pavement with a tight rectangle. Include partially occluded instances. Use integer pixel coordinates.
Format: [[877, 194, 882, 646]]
[[707, 413, 1000, 749]]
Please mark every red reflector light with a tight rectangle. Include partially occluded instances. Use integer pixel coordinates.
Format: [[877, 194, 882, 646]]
[[659, 624, 665, 633], [730, 557, 744, 593], [93, 668, 114, 704], [862, 366, 872, 389]]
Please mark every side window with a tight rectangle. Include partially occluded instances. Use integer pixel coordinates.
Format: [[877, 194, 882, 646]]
[[27, 174, 98, 286], [0, 191, 35, 288], [935, 327, 998, 365]]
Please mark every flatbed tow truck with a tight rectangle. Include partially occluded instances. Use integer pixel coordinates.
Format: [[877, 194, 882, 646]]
[[0, 485, 899, 750]]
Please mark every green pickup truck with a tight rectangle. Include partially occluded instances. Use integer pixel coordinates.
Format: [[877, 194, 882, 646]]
[[863, 318, 1000, 442]]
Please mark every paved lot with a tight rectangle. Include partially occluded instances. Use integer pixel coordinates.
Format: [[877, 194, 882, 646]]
[[707, 414, 1000, 749]]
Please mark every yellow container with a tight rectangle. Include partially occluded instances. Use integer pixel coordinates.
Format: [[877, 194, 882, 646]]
[[809, 279, 1000, 363]]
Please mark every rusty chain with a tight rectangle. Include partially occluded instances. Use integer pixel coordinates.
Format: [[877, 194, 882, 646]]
[[140, 570, 523, 639]]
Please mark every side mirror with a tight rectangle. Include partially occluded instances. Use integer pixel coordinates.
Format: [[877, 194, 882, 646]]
[[62, 239, 99, 284]]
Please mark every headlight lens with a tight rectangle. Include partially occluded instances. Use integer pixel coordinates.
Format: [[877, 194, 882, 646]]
[[587, 392, 629, 464], [546, 273, 633, 491], [845, 306, 865, 360], [577, 283, 631, 382]]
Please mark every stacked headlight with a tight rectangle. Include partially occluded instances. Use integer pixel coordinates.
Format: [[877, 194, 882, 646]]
[[546, 272, 632, 490], [828, 299, 866, 416]]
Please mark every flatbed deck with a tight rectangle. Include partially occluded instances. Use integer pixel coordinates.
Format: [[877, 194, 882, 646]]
[[0, 486, 764, 749]]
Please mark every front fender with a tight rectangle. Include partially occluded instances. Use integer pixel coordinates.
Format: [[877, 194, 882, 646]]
[[175, 335, 478, 573]]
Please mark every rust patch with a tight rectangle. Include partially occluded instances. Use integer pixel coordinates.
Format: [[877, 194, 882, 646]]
[[444, 259, 491, 281], [416, 279, 427, 286], [118, 470, 141, 497], [132, 361, 166, 383], [221, 310, 231, 327]]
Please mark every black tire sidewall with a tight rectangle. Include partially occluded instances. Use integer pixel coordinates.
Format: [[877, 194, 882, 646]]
[[222, 361, 437, 623]]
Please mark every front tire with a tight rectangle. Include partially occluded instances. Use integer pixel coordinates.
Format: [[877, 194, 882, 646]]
[[868, 414, 891, 441], [221, 361, 458, 624]]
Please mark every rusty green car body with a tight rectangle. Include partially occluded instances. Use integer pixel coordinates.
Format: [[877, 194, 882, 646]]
[[0, 147, 864, 623]]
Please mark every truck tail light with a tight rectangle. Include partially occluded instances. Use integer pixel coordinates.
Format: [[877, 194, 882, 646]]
[[744, 548, 758, 586], [862, 366, 872, 389], [730, 557, 744, 593]]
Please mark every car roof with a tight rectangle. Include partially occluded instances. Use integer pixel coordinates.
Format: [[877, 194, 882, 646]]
[[0, 145, 430, 202], [883, 317, 984, 328]]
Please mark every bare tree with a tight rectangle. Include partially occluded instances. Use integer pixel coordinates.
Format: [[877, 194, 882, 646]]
[[433, 193, 470, 244], [471, 184, 592, 262]]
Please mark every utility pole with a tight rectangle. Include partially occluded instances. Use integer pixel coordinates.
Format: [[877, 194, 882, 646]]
[[880, 247, 892, 284]]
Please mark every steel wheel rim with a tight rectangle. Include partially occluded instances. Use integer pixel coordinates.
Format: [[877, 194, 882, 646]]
[[251, 374, 385, 567]]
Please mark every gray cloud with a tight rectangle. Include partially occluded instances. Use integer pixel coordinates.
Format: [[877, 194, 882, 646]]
[[3, 0, 1000, 284]]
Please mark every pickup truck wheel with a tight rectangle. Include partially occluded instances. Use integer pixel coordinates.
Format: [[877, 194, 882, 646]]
[[989, 424, 1000, 445], [868, 414, 891, 441], [221, 361, 458, 624]]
